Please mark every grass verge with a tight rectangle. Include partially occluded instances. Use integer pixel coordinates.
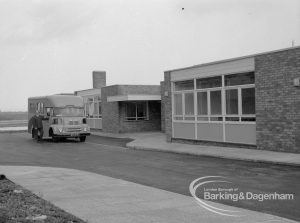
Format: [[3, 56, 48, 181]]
[[0, 175, 87, 223]]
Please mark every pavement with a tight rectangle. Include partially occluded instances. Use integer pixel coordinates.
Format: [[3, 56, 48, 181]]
[[91, 131, 300, 167], [0, 126, 27, 132], [1, 165, 298, 223]]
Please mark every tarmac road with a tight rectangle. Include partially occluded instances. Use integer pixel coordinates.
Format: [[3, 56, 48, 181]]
[[0, 132, 299, 221]]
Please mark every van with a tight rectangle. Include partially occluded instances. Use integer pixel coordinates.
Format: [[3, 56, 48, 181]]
[[28, 95, 90, 142]]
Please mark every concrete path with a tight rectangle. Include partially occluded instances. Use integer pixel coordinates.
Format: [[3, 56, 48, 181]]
[[92, 131, 300, 166], [1, 166, 297, 223], [0, 126, 27, 132]]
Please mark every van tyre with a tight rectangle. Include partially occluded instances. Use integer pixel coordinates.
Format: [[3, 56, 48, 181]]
[[79, 136, 86, 142], [52, 136, 58, 143], [49, 129, 58, 143], [32, 129, 35, 139]]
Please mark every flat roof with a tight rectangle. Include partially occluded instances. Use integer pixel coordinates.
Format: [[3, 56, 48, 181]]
[[28, 95, 84, 107], [101, 84, 160, 88], [107, 95, 161, 102], [165, 46, 300, 73]]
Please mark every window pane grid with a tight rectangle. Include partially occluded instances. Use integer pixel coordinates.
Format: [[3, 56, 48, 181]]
[[174, 80, 194, 91], [172, 73, 255, 123], [125, 102, 148, 121]]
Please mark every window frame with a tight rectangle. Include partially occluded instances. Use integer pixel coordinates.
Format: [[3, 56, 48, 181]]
[[172, 72, 255, 124], [125, 101, 149, 121], [83, 96, 102, 118]]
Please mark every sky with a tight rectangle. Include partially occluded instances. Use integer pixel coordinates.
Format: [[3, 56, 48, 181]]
[[0, 0, 299, 111]]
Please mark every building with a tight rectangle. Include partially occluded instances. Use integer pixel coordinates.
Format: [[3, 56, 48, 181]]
[[74, 47, 299, 153], [161, 46, 300, 153], [75, 72, 162, 133], [75, 71, 105, 129]]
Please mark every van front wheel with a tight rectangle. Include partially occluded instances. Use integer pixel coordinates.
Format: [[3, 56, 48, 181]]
[[49, 129, 58, 143], [52, 136, 59, 142], [79, 136, 86, 142]]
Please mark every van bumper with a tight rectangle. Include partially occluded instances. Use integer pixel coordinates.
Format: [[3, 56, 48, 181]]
[[53, 133, 91, 138]]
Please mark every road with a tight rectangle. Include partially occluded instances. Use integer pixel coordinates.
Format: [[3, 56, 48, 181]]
[[0, 132, 299, 221]]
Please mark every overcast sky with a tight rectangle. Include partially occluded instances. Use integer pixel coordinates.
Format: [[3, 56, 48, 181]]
[[0, 0, 299, 111]]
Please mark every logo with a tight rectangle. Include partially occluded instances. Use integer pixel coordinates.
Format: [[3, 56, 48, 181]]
[[189, 176, 294, 217], [189, 176, 242, 217]]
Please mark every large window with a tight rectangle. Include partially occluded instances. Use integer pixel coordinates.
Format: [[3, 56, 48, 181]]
[[173, 80, 195, 120], [84, 96, 102, 118], [125, 102, 148, 121], [224, 72, 255, 122], [173, 72, 255, 123]]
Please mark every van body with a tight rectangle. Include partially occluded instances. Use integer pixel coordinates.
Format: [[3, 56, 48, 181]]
[[28, 95, 90, 142]]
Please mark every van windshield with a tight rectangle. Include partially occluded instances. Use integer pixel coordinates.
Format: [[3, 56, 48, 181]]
[[53, 107, 84, 117]]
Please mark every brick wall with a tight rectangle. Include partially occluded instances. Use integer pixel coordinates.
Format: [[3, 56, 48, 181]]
[[93, 71, 106, 89], [101, 85, 120, 133], [119, 101, 161, 133], [116, 85, 161, 95], [255, 47, 300, 153], [162, 72, 172, 142], [160, 81, 165, 132], [101, 85, 161, 133]]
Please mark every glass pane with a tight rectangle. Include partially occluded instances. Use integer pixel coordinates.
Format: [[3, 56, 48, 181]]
[[196, 76, 222, 89], [30, 103, 35, 112], [94, 96, 101, 101], [225, 72, 254, 86], [126, 102, 136, 118], [88, 102, 94, 116], [99, 103, 102, 116], [226, 117, 240, 121], [210, 91, 222, 115], [242, 88, 255, 114], [210, 117, 223, 121], [226, 89, 238, 115], [53, 108, 84, 117], [137, 102, 146, 117], [85, 103, 89, 116], [174, 94, 183, 115], [197, 92, 208, 115], [241, 117, 256, 122], [197, 117, 209, 121], [184, 117, 195, 120], [94, 102, 99, 117], [184, 93, 194, 115], [174, 116, 183, 120], [174, 80, 194, 91]]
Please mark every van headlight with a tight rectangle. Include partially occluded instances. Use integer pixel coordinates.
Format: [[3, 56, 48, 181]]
[[55, 126, 63, 133], [83, 126, 90, 132]]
